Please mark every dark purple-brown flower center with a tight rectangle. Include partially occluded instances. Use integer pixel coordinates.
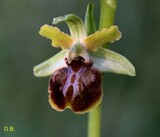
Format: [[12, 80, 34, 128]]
[[48, 57, 102, 114]]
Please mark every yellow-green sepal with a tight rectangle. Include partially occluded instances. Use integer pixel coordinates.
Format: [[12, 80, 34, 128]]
[[89, 48, 136, 76], [33, 50, 68, 77], [53, 14, 87, 42]]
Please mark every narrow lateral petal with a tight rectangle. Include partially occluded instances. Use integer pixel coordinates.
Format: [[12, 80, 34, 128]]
[[39, 24, 75, 49], [84, 25, 121, 51], [33, 50, 68, 77], [89, 48, 136, 76]]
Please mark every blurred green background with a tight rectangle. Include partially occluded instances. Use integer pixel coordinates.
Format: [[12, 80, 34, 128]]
[[0, 0, 159, 137]]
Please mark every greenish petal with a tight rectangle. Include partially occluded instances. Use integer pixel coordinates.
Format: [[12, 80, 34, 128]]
[[39, 25, 75, 49], [85, 3, 97, 35], [89, 48, 136, 76], [33, 50, 68, 77], [53, 14, 87, 42], [84, 25, 121, 51]]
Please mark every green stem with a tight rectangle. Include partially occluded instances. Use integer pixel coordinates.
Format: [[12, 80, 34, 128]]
[[87, 1, 118, 137], [88, 105, 101, 137], [99, 0, 117, 48], [99, 0, 117, 29]]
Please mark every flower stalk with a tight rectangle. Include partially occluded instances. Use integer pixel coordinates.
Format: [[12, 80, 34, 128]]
[[88, 105, 101, 137], [99, 0, 117, 30], [88, 0, 117, 137]]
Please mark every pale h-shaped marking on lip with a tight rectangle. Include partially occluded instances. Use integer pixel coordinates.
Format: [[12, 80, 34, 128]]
[[62, 65, 85, 99]]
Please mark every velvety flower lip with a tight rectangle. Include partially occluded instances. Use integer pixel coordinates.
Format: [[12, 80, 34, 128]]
[[33, 13, 136, 114], [48, 56, 102, 114]]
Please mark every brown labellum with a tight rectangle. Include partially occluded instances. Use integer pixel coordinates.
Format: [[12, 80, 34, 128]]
[[48, 57, 102, 114]]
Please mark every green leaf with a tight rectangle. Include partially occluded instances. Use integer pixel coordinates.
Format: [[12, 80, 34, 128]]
[[33, 50, 68, 77], [85, 3, 97, 35], [89, 48, 136, 76], [53, 14, 87, 42]]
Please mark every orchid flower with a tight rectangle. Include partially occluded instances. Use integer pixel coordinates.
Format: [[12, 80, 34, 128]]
[[33, 13, 135, 114]]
